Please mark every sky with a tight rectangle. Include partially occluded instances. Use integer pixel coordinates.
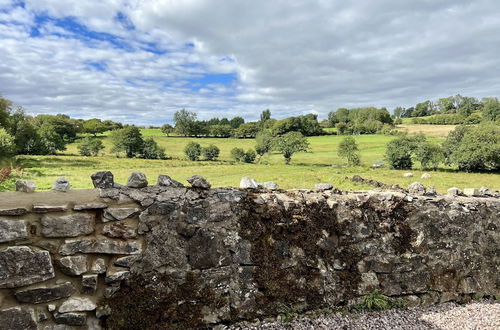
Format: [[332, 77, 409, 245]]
[[1, 0, 500, 125]]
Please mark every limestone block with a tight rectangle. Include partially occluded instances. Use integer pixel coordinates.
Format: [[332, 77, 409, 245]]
[[81, 274, 98, 294], [157, 175, 183, 187], [59, 239, 142, 255], [91, 258, 107, 274], [315, 183, 333, 191], [103, 208, 140, 222], [0, 207, 28, 216], [187, 175, 211, 189], [59, 297, 96, 313], [54, 312, 86, 326], [15, 180, 36, 193], [0, 307, 36, 330], [56, 256, 88, 276], [15, 282, 76, 304], [0, 218, 28, 243], [52, 177, 70, 192], [73, 203, 108, 211], [127, 172, 148, 188], [240, 177, 258, 189], [91, 171, 114, 189], [41, 213, 95, 237], [32, 204, 68, 213], [102, 222, 137, 239]]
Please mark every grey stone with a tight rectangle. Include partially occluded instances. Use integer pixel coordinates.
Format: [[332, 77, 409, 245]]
[[82, 274, 98, 294], [114, 255, 140, 268], [43, 325, 73, 330], [103, 207, 140, 222], [0, 207, 28, 216], [403, 172, 413, 177], [447, 187, 462, 196], [157, 175, 184, 187], [260, 181, 279, 190], [15, 282, 76, 304], [187, 175, 211, 189], [463, 188, 480, 196], [0, 246, 55, 288], [425, 187, 437, 196], [0, 307, 37, 330], [32, 204, 68, 213], [0, 218, 28, 243], [41, 213, 95, 237], [59, 239, 142, 255], [421, 173, 431, 179], [47, 305, 56, 312], [315, 183, 333, 191], [408, 182, 426, 195], [56, 256, 88, 276], [105, 268, 130, 283], [104, 284, 121, 298], [103, 222, 137, 239], [54, 312, 86, 326], [126, 189, 155, 207], [91, 171, 114, 189], [59, 297, 96, 313], [372, 162, 384, 168], [127, 172, 148, 188], [240, 177, 258, 189], [73, 203, 108, 211], [91, 258, 106, 274], [16, 180, 36, 193], [52, 177, 70, 192], [38, 311, 48, 322]]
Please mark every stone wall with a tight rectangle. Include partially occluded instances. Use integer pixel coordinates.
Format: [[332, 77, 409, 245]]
[[0, 173, 498, 329]]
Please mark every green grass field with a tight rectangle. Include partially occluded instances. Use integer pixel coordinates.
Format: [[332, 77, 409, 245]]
[[2, 129, 499, 193]]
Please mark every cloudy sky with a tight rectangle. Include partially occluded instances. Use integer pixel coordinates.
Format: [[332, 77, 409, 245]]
[[1, 0, 500, 125]]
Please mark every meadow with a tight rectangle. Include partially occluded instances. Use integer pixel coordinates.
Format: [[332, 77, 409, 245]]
[[3, 128, 499, 193]]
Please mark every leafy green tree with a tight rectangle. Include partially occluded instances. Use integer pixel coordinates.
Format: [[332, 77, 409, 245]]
[[255, 131, 273, 159], [385, 135, 422, 169], [161, 124, 174, 136], [482, 97, 500, 121], [173, 109, 197, 136], [0, 97, 12, 129], [0, 128, 15, 158], [83, 119, 107, 136], [442, 125, 471, 165], [209, 125, 233, 137], [184, 142, 201, 161], [338, 136, 361, 166], [415, 142, 443, 170], [38, 123, 67, 154], [78, 137, 105, 156], [202, 144, 220, 161], [243, 149, 256, 163], [141, 138, 166, 159], [230, 116, 244, 129], [273, 131, 309, 164], [412, 100, 433, 117], [110, 126, 144, 158], [231, 147, 255, 163], [234, 122, 259, 138], [260, 109, 271, 127]]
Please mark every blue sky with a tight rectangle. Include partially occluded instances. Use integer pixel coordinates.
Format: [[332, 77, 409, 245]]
[[1, 0, 500, 125]]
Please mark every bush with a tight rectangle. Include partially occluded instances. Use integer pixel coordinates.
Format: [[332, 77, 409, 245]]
[[415, 142, 443, 170], [77, 137, 104, 156], [273, 131, 309, 164], [184, 142, 201, 161], [337, 136, 361, 166], [202, 144, 220, 160], [255, 131, 273, 158], [141, 138, 166, 159], [385, 135, 421, 169], [0, 128, 15, 158], [231, 147, 255, 163], [110, 126, 144, 158]]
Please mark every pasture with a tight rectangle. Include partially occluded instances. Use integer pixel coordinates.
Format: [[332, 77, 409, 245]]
[[3, 129, 498, 193]]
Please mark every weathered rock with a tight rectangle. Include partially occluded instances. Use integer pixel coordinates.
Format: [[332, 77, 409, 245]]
[[105, 268, 130, 283], [43, 325, 73, 330], [315, 183, 333, 191], [408, 182, 425, 195], [240, 177, 258, 189], [59, 297, 96, 313], [425, 187, 437, 196], [41, 213, 95, 237], [0, 246, 55, 288], [103, 208, 140, 222], [0, 218, 28, 243], [157, 175, 183, 187], [54, 312, 86, 326], [102, 222, 137, 239], [0, 207, 28, 216], [38, 311, 48, 322], [91, 171, 114, 189], [47, 304, 56, 312], [126, 189, 155, 207], [447, 187, 462, 196], [59, 239, 142, 255], [91, 258, 107, 274], [56, 256, 88, 276], [463, 188, 480, 197], [114, 255, 140, 268], [187, 175, 211, 189], [32, 204, 68, 213], [16, 180, 36, 193], [260, 181, 279, 190], [0, 307, 37, 330], [14, 282, 76, 304], [52, 177, 71, 192], [403, 173, 413, 177], [73, 203, 108, 211], [127, 172, 148, 188], [421, 173, 431, 179], [81, 274, 98, 294]]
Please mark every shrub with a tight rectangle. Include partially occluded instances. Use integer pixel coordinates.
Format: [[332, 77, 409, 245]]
[[231, 147, 255, 163], [77, 137, 104, 156], [243, 149, 256, 163], [184, 142, 201, 161], [0, 128, 15, 158], [338, 136, 361, 166], [273, 131, 309, 164], [415, 142, 443, 170], [255, 131, 273, 158], [110, 126, 144, 158], [356, 290, 390, 311], [202, 144, 220, 161], [385, 135, 422, 169], [141, 138, 166, 159]]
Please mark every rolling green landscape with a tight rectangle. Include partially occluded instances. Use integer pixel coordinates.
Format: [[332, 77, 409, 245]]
[[3, 128, 498, 193]]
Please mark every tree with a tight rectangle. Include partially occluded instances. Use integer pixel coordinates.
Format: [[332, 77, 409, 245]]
[[255, 131, 273, 159], [82, 119, 107, 136], [415, 142, 443, 170], [234, 122, 259, 138], [231, 147, 255, 163], [161, 124, 174, 136], [0, 128, 15, 158], [273, 131, 309, 164], [209, 125, 233, 137], [0, 97, 12, 129], [110, 126, 144, 158], [184, 142, 201, 161], [202, 144, 220, 161], [78, 137, 104, 156], [229, 117, 244, 129], [338, 136, 361, 166], [482, 97, 500, 121], [173, 109, 197, 136], [385, 135, 420, 169], [442, 125, 471, 165], [141, 138, 166, 159], [38, 123, 67, 154], [260, 109, 271, 127]]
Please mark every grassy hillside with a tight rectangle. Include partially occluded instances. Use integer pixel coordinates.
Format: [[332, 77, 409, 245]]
[[4, 129, 498, 193]]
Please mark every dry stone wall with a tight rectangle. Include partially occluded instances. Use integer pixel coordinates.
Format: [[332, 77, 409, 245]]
[[0, 173, 498, 329]]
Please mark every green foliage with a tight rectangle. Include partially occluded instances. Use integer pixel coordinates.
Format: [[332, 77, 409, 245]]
[[38, 123, 66, 154], [442, 125, 471, 165], [82, 119, 107, 136], [229, 116, 245, 129], [0, 128, 15, 158], [273, 131, 309, 164], [260, 109, 271, 127], [385, 135, 424, 169], [77, 137, 104, 156], [278, 304, 299, 323], [328, 107, 393, 134], [482, 97, 500, 121], [141, 138, 166, 159], [356, 290, 390, 311], [173, 109, 197, 136], [201, 144, 220, 161], [184, 142, 202, 161], [230, 147, 255, 163], [110, 126, 144, 158], [209, 125, 233, 138], [0, 97, 12, 129], [271, 114, 323, 136], [415, 142, 443, 170], [234, 122, 259, 138], [255, 131, 273, 157], [338, 136, 361, 166], [160, 124, 174, 136]]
